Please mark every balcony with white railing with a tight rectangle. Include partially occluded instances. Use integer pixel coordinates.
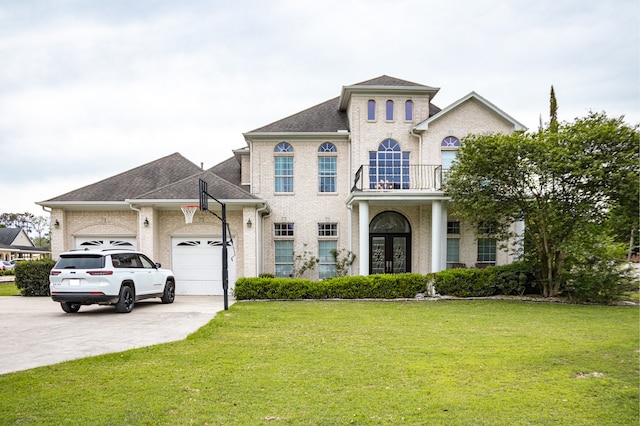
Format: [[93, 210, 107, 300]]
[[351, 164, 444, 192]]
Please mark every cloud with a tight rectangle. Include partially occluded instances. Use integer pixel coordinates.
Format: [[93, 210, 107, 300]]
[[0, 0, 638, 217]]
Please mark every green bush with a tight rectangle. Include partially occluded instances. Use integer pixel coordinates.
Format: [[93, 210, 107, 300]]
[[433, 268, 494, 297], [433, 262, 535, 297], [563, 232, 636, 304], [0, 269, 16, 276], [489, 262, 536, 296], [15, 259, 55, 296], [234, 274, 429, 300]]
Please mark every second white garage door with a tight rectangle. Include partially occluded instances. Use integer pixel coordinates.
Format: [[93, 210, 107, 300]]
[[171, 237, 236, 295]]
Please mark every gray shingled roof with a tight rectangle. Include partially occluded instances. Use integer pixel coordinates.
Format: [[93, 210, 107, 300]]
[[248, 97, 349, 133], [352, 75, 429, 87], [247, 75, 441, 135], [42, 153, 203, 202], [208, 157, 242, 187], [135, 169, 257, 201], [0, 228, 21, 247]]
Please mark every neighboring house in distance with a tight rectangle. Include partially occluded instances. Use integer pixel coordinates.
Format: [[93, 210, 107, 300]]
[[38, 75, 526, 295], [0, 228, 50, 261]]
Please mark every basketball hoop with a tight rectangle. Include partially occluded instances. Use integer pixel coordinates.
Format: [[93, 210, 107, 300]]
[[180, 205, 199, 224]]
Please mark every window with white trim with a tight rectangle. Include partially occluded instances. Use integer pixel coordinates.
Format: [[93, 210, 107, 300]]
[[386, 100, 394, 120], [367, 100, 376, 120], [318, 142, 337, 193], [369, 139, 410, 189], [274, 142, 293, 193]]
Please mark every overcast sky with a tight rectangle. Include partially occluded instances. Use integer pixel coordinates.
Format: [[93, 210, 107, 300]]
[[1, 0, 638, 217]]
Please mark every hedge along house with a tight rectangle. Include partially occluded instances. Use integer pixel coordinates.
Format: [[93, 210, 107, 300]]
[[38, 75, 526, 295]]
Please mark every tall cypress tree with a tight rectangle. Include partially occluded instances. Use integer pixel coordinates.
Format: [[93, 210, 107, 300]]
[[549, 85, 558, 133]]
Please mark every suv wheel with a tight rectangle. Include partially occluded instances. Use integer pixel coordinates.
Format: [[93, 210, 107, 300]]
[[115, 285, 134, 313], [60, 302, 81, 313], [161, 280, 175, 304]]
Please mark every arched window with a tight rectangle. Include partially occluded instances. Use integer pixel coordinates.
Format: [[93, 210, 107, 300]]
[[368, 139, 410, 189], [405, 100, 413, 121], [386, 100, 394, 121], [275, 142, 293, 153], [318, 143, 337, 192], [367, 100, 376, 120], [441, 136, 460, 174], [441, 136, 460, 147], [274, 142, 293, 192]]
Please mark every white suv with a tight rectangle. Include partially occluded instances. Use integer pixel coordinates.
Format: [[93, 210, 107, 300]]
[[50, 249, 176, 314]]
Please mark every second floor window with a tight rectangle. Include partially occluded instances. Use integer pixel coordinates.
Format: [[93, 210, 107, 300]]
[[369, 139, 410, 190], [274, 142, 293, 193], [318, 142, 337, 193]]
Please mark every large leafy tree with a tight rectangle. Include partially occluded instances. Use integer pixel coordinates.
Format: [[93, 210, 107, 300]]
[[444, 112, 639, 297]]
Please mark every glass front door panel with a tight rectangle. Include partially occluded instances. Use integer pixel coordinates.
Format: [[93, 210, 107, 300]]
[[393, 237, 406, 273], [372, 237, 386, 274]]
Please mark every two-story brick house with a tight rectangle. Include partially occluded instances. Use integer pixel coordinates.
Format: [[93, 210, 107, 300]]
[[39, 75, 526, 295]]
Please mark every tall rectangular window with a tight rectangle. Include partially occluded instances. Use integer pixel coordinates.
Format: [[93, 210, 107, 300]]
[[275, 240, 294, 277], [275, 157, 293, 192], [318, 156, 337, 192], [318, 240, 337, 279], [446, 238, 460, 269]]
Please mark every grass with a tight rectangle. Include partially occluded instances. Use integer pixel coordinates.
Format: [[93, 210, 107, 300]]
[[0, 283, 19, 296], [0, 300, 638, 425]]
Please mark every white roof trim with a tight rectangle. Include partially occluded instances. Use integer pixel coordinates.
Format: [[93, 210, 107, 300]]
[[414, 91, 527, 131]]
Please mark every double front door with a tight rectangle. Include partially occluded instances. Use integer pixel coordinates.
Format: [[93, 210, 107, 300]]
[[370, 235, 410, 274]]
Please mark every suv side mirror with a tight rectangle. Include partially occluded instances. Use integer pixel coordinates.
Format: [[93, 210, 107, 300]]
[[155, 262, 162, 268]]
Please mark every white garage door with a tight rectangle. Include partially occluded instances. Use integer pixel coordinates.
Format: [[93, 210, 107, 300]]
[[171, 237, 236, 296], [74, 237, 137, 250]]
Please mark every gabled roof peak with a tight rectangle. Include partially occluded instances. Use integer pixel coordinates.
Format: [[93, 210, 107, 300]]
[[339, 76, 440, 111]]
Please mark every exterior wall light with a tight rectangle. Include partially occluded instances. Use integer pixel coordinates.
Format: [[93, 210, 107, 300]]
[[246, 218, 252, 228], [144, 218, 149, 227]]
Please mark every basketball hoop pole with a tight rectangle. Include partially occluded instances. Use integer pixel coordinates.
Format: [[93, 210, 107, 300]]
[[198, 179, 229, 310]]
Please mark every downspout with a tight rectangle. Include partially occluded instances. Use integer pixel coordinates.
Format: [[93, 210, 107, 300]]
[[129, 204, 142, 251], [410, 126, 422, 165]]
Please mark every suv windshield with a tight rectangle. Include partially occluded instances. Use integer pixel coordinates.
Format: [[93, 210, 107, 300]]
[[55, 254, 105, 269]]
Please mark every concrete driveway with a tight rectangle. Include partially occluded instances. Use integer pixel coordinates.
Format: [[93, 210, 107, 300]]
[[0, 295, 233, 375]]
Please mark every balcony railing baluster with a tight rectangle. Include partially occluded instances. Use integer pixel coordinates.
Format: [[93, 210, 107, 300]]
[[351, 165, 443, 192]]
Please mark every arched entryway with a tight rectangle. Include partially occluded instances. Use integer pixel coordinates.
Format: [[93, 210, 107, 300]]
[[369, 211, 411, 274]]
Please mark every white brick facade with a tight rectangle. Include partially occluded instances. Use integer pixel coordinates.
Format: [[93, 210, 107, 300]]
[[42, 76, 526, 293]]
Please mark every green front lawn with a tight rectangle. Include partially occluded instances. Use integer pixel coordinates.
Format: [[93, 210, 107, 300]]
[[0, 283, 18, 296], [0, 300, 638, 425]]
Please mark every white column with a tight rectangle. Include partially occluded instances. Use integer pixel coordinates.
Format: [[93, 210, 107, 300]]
[[359, 201, 369, 276], [431, 201, 442, 273]]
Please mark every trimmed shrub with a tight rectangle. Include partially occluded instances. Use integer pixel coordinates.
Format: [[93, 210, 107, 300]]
[[234, 273, 429, 300], [15, 259, 55, 296], [0, 269, 16, 276], [434, 268, 494, 297], [489, 262, 536, 296]]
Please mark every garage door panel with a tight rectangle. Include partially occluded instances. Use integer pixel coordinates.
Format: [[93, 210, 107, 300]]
[[171, 237, 236, 296]]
